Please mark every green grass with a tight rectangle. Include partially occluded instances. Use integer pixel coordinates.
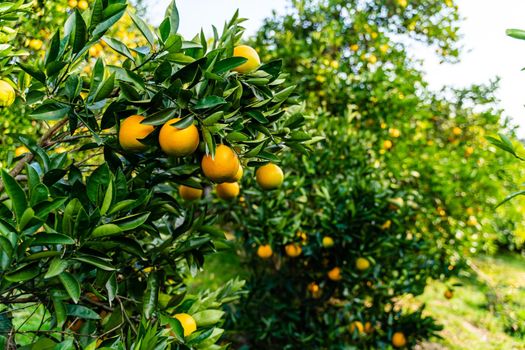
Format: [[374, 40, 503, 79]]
[[413, 254, 525, 349]]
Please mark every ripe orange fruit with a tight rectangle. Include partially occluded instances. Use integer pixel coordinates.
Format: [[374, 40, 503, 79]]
[[77, 0, 88, 10], [257, 244, 273, 259], [119, 115, 154, 152], [322, 236, 334, 248], [350, 44, 359, 52], [216, 182, 240, 200], [327, 267, 342, 281], [465, 146, 474, 157], [159, 118, 200, 157], [364, 321, 374, 334], [348, 321, 364, 334], [179, 185, 203, 201], [201, 145, 240, 183], [232, 45, 260, 73], [0, 80, 16, 107], [174, 313, 197, 337], [68, 0, 78, 8], [381, 220, 392, 230], [29, 39, 43, 51], [307, 282, 320, 294], [15, 146, 29, 157], [452, 126, 462, 136], [285, 243, 302, 258], [256, 163, 284, 190], [444, 289, 453, 299], [389, 128, 401, 138], [383, 140, 393, 150], [228, 165, 243, 183], [392, 332, 407, 348], [356, 257, 370, 271]]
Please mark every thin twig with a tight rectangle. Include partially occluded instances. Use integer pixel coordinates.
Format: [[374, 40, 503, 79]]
[[0, 117, 69, 192]]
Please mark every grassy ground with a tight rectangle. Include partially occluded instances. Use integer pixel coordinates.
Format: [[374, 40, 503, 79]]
[[190, 251, 525, 349], [415, 254, 525, 350]]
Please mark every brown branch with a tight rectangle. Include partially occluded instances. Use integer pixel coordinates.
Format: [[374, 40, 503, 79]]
[[0, 117, 69, 192]]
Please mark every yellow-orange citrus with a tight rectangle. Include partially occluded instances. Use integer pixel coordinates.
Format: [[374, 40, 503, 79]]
[[201, 145, 240, 183], [383, 139, 393, 150], [29, 39, 43, 51], [216, 182, 240, 200], [356, 257, 370, 271], [444, 289, 453, 299], [174, 313, 197, 337], [77, 0, 88, 10], [322, 236, 334, 248], [118, 115, 154, 152], [228, 165, 243, 183], [0, 80, 16, 107], [15, 146, 29, 157], [285, 243, 302, 258], [389, 128, 401, 138], [327, 267, 342, 281], [392, 332, 407, 348], [364, 322, 374, 334], [452, 126, 462, 136], [232, 45, 260, 73], [348, 321, 364, 334], [179, 185, 203, 201], [159, 118, 200, 157], [257, 244, 273, 259], [256, 163, 284, 190]]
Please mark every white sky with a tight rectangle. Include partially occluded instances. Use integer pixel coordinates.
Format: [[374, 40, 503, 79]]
[[144, 0, 525, 135]]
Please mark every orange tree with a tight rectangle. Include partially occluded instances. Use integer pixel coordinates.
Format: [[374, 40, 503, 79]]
[[206, 0, 524, 348], [0, 1, 307, 348], [0, 0, 147, 165]]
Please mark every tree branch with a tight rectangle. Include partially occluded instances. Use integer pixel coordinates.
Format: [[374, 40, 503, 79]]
[[0, 117, 69, 193]]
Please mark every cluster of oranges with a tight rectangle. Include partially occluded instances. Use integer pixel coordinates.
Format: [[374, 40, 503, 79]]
[[68, 0, 89, 10], [117, 45, 284, 203]]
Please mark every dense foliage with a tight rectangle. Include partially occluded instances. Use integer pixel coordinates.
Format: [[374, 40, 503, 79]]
[[0, 0, 307, 348], [207, 0, 525, 348]]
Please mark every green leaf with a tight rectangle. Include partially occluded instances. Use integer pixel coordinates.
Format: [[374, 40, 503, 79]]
[[17, 62, 46, 84], [194, 96, 226, 110], [45, 30, 61, 65], [143, 271, 159, 319], [273, 85, 296, 102], [45, 258, 69, 279], [91, 224, 122, 238], [19, 207, 34, 230], [66, 304, 101, 320], [128, 10, 156, 46], [192, 310, 225, 327], [171, 116, 194, 129], [102, 36, 134, 61], [30, 102, 70, 120], [1, 170, 28, 222], [142, 108, 178, 126], [52, 293, 67, 328], [0, 236, 13, 259], [59, 272, 81, 303], [213, 57, 247, 74], [31, 234, 75, 246], [72, 10, 87, 54], [5, 263, 39, 282], [507, 28, 525, 40], [94, 72, 115, 102], [167, 0, 180, 34], [74, 255, 115, 271], [112, 212, 150, 231]]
